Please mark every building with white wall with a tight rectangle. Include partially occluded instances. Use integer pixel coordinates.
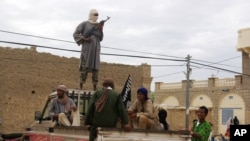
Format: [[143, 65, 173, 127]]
[[154, 27, 250, 134]]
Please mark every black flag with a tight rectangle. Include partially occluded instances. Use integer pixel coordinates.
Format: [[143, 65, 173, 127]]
[[120, 74, 132, 109]]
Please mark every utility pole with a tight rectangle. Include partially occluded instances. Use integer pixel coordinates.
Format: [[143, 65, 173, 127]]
[[185, 54, 191, 129]]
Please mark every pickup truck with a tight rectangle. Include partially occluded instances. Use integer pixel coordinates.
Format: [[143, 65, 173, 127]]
[[23, 89, 191, 141]]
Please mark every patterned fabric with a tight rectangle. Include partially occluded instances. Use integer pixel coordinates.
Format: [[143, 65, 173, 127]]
[[192, 121, 211, 141], [85, 89, 128, 126], [95, 88, 111, 112]]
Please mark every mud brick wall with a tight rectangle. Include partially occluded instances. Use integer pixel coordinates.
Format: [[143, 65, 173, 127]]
[[0, 46, 152, 133]]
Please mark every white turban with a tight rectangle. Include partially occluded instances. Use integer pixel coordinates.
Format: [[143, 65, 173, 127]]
[[88, 9, 99, 23]]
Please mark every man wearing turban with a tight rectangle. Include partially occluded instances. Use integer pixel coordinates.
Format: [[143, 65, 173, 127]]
[[73, 9, 104, 90], [127, 87, 158, 129], [49, 85, 78, 126]]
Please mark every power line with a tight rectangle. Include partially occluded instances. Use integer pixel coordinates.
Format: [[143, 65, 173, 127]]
[[154, 59, 243, 79], [0, 40, 245, 77], [0, 40, 186, 62], [1, 56, 188, 69], [0, 39, 246, 78], [192, 56, 241, 68], [0, 57, 156, 67], [191, 61, 249, 76], [151, 64, 185, 67], [0, 29, 185, 59], [154, 71, 185, 78], [187, 56, 242, 77], [191, 65, 219, 71], [0, 29, 242, 68], [0, 57, 77, 64], [0, 40, 79, 52], [0, 29, 74, 43], [0, 30, 246, 76], [101, 53, 186, 61]]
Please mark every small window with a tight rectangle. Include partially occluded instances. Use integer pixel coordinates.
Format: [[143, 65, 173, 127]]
[[229, 96, 233, 99], [199, 97, 203, 100], [222, 108, 233, 124]]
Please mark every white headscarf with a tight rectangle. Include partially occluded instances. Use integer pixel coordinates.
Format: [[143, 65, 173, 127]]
[[226, 117, 233, 130], [88, 9, 99, 23]]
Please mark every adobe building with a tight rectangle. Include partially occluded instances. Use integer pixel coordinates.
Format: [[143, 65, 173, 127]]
[[154, 27, 250, 134], [0, 46, 152, 133]]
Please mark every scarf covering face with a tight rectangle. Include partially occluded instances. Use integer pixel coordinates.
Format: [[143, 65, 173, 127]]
[[88, 9, 98, 24], [57, 93, 71, 113], [56, 85, 71, 113], [95, 78, 114, 112]]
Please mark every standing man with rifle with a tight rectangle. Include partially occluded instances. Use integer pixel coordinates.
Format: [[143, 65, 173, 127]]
[[73, 9, 110, 90]]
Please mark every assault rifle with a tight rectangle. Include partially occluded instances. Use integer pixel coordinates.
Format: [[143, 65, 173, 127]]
[[78, 16, 110, 73], [84, 16, 110, 38]]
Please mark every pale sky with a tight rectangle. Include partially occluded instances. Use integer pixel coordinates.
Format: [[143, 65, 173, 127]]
[[0, 0, 249, 91]]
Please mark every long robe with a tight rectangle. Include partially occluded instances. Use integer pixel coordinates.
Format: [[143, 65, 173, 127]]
[[73, 21, 103, 70]]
